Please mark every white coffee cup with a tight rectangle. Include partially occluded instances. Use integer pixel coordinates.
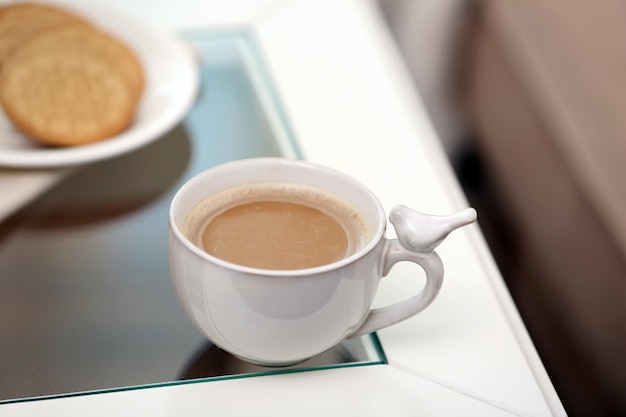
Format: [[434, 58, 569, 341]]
[[169, 158, 476, 366]]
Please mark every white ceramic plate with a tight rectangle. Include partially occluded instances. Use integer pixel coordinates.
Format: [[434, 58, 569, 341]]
[[0, 0, 199, 168]]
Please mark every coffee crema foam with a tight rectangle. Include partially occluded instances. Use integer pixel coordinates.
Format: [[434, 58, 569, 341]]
[[183, 182, 371, 270]]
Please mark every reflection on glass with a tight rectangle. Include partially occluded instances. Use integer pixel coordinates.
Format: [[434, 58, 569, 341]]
[[0, 31, 385, 404]]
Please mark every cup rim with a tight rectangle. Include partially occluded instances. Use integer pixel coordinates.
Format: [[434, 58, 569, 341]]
[[169, 157, 387, 277]]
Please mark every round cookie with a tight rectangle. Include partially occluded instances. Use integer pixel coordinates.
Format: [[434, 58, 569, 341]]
[[0, 24, 143, 146], [10, 23, 145, 102], [0, 3, 91, 67]]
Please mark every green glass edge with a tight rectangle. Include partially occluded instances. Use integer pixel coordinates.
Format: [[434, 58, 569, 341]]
[[2, 333, 387, 406]]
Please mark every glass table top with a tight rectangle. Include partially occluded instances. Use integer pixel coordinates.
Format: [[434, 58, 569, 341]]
[[0, 30, 385, 404]]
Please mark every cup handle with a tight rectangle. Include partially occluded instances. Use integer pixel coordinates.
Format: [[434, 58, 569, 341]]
[[348, 240, 443, 338], [348, 206, 476, 338]]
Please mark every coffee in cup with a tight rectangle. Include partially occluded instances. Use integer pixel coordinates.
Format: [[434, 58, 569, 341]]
[[183, 182, 371, 270]]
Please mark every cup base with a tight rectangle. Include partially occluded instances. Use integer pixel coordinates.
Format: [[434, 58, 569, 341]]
[[233, 354, 308, 368]]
